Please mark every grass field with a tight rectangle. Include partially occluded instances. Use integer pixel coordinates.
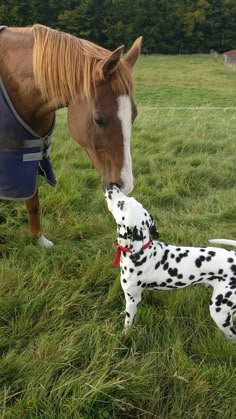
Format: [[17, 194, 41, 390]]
[[1, 55, 236, 418]]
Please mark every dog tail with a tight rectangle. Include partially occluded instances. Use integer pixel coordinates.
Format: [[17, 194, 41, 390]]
[[208, 239, 236, 247]]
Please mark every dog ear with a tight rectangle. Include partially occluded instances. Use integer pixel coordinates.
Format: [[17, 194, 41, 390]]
[[148, 215, 159, 240]]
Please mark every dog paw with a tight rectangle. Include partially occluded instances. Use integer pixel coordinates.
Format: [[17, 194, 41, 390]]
[[37, 235, 54, 249], [123, 327, 131, 335]]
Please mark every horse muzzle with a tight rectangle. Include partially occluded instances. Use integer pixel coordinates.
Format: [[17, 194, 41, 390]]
[[102, 178, 133, 195]]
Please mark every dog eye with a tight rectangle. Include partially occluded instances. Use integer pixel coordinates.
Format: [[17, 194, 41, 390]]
[[94, 115, 105, 127]]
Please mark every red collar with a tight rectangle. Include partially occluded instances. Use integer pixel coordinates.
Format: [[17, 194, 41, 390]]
[[113, 239, 152, 267]]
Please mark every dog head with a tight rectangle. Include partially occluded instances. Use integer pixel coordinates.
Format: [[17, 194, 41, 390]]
[[105, 184, 159, 247]]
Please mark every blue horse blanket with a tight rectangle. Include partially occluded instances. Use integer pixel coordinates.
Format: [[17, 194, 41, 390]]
[[0, 28, 56, 200]]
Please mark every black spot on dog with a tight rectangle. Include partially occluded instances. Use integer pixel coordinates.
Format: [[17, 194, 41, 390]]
[[215, 294, 223, 306], [189, 275, 195, 280], [137, 280, 141, 286], [230, 265, 236, 275], [167, 278, 172, 283], [200, 256, 205, 262], [208, 251, 216, 257], [200, 248, 206, 252], [168, 267, 178, 277], [216, 307, 221, 312], [218, 269, 223, 275], [107, 190, 113, 200], [126, 311, 130, 318], [132, 256, 147, 267], [123, 279, 127, 283], [229, 276, 236, 284], [137, 271, 143, 276], [146, 282, 158, 288], [132, 226, 144, 242], [178, 274, 183, 279], [228, 258, 234, 263], [117, 200, 125, 210], [206, 256, 212, 262], [195, 258, 202, 268], [225, 291, 232, 298], [155, 262, 160, 270], [163, 262, 169, 271], [176, 257, 181, 263], [223, 313, 231, 328], [129, 268, 134, 273], [175, 281, 186, 287], [161, 249, 169, 265]]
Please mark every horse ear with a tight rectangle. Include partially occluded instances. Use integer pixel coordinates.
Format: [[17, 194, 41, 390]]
[[103, 45, 124, 77], [124, 36, 143, 68], [148, 215, 159, 240]]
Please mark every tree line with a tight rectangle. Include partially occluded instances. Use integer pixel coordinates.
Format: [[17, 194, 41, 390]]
[[1, 0, 236, 53]]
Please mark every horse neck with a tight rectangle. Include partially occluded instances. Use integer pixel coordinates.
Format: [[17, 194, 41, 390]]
[[0, 28, 55, 136]]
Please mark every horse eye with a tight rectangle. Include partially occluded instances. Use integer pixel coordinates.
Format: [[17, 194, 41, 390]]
[[94, 115, 105, 127]]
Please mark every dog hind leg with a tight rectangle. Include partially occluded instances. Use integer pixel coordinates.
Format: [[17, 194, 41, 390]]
[[209, 305, 236, 340]]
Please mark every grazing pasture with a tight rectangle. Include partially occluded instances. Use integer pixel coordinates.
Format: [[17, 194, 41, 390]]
[[0, 55, 236, 418]]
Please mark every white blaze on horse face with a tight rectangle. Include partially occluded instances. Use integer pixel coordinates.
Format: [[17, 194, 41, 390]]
[[117, 95, 134, 195]]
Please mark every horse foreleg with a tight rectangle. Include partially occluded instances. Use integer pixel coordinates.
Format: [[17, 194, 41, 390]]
[[25, 189, 53, 248]]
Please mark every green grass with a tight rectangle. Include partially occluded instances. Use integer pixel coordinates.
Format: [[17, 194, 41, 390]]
[[1, 55, 236, 418]]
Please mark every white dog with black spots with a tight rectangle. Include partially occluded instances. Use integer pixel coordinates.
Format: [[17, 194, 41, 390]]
[[105, 184, 236, 340]]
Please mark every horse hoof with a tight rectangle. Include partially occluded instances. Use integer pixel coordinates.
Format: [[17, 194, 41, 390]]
[[37, 235, 54, 248]]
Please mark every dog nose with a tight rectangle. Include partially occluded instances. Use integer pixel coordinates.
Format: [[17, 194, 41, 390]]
[[102, 179, 122, 191]]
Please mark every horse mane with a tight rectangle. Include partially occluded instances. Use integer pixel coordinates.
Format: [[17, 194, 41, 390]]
[[32, 24, 133, 106]]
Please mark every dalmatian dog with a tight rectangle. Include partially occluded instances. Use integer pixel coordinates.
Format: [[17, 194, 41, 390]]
[[105, 184, 236, 339]]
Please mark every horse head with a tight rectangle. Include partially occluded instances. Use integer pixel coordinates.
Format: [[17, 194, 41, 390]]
[[67, 37, 142, 195]]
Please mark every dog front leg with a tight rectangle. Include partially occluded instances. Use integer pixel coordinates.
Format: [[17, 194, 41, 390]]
[[124, 291, 142, 330]]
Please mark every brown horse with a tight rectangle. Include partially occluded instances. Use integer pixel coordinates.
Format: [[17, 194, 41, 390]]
[[0, 24, 142, 247]]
